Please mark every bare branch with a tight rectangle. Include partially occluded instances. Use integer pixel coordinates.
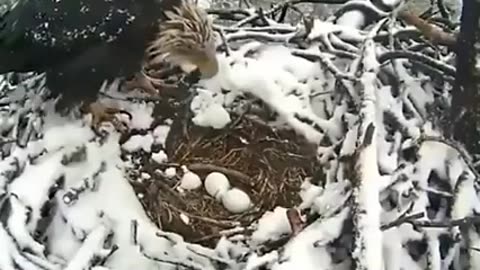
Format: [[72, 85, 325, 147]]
[[234, 0, 349, 27], [397, 10, 457, 47], [377, 50, 456, 77]]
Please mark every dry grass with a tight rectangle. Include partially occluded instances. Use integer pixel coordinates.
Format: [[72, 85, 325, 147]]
[[125, 67, 319, 247]]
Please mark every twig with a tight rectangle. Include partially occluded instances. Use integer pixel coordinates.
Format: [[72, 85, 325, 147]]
[[62, 161, 107, 205], [207, 8, 251, 18], [187, 163, 252, 185], [130, 220, 138, 245], [0, 137, 16, 146], [377, 50, 456, 77], [225, 31, 297, 43], [418, 135, 480, 182], [413, 215, 480, 228], [381, 211, 480, 230], [138, 245, 204, 270], [436, 0, 451, 19], [233, 0, 349, 27], [214, 26, 232, 56], [64, 220, 116, 270], [291, 49, 358, 80], [381, 212, 425, 230], [219, 25, 297, 33], [398, 10, 457, 47], [132, 223, 209, 270], [185, 246, 232, 267], [192, 226, 254, 243], [166, 203, 240, 228], [287, 208, 305, 236], [154, 177, 189, 209]]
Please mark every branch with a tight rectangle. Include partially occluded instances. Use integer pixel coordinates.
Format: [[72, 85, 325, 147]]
[[449, 0, 480, 164], [233, 0, 349, 27], [398, 10, 457, 48], [187, 163, 252, 186], [377, 50, 456, 77], [350, 37, 383, 270], [64, 218, 116, 270], [417, 135, 480, 182], [413, 216, 480, 228], [291, 49, 358, 80], [381, 212, 425, 230]]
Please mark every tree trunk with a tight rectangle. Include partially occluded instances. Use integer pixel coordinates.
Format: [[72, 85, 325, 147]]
[[450, 0, 480, 161]]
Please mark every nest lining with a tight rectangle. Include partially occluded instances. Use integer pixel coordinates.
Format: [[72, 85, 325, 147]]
[[127, 101, 319, 247]]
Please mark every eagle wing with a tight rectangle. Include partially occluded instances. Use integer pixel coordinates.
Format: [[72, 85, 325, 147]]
[[0, 0, 148, 72]]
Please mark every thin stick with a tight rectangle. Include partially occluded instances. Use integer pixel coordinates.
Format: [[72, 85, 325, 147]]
[[166, 203, 240, 228], [187, 163, 252, 185]]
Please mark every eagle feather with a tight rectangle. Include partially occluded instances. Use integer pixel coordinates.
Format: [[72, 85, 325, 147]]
[[0, 0, 217, 113]]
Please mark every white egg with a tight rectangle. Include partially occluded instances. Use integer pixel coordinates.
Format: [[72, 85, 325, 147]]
[[222, 188, 251, 213], [204, 172, 231, 200], [180, 171, 202, 190]]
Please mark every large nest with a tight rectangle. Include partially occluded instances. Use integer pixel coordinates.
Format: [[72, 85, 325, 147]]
[[127, 97, 319, 247]]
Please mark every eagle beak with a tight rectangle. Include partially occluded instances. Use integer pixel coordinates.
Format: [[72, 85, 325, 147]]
[[196, 47, 219, 79]]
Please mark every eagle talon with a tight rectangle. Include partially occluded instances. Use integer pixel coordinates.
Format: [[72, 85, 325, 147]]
[[124, 72, 159, 96], [85, 102, 130, 133], [3, 0, 218, 137]]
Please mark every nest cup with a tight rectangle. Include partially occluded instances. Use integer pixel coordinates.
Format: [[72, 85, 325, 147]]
[[129, 102, 318, 247]]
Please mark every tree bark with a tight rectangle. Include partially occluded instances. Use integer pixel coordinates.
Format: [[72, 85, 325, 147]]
[[450, 0, 480, 161]]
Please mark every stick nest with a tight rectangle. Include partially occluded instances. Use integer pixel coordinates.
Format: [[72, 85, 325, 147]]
[[128, 99, 319, 247]]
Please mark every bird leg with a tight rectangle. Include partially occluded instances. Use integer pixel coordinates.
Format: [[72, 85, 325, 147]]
[[123, 72, 159, 96], [82, 101, 132, 132]]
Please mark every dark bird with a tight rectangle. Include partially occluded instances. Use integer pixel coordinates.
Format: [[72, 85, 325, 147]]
[[0, 0, 218, 130]]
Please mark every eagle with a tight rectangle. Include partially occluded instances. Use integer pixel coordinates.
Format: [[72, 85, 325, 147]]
[[0, 0, 218, 130]]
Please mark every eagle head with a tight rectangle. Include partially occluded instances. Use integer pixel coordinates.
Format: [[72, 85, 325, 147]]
[[147, 0, 218, 79]]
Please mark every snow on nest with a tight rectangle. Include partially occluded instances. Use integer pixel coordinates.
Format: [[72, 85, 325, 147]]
[[0, 119, 224, 270], [0, 40, 355, 269], [195, 43, 341, 142], [0, 7, 475, 270]]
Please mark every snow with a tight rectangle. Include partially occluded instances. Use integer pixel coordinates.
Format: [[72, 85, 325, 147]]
[[121, 102, 155, 130], [274, 208, 350, 270], [151, 150, 168, 164], [191, 90, 232, 129], [251, 207, 291, 246], [192, 103, 231, 129], [152, 125, 170, 146], [196, 0, 211, 9], [1, 120, 191, 269], [204, 172, 231, 200], [350, 37, 383, 270], [164, 167, 177, 178], [0, 1, 472, 270], [121, 134, 154, 152], [221, 188, 251, 213], [141, 172, 151, 180]]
